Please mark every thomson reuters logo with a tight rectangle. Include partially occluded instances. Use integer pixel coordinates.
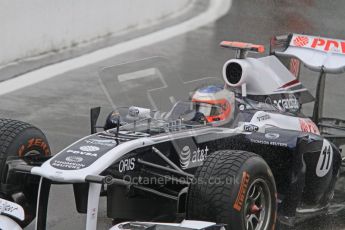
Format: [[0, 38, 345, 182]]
[[293, 36, 309, 47], [180, 146, 191, 169]]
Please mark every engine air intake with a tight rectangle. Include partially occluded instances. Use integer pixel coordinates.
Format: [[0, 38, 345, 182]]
[[225, 62, 242, 85]]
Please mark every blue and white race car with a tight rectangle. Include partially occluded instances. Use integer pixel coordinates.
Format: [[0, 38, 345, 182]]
[[1, 34, 345, 230]]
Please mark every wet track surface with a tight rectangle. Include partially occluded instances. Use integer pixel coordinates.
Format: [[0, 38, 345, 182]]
[[1, 0, 345, 229]]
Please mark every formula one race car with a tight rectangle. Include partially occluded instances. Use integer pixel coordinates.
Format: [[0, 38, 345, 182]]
[[1, 33, 345, 230]]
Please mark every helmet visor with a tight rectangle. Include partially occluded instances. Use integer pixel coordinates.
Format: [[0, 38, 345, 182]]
[[194, 102, 223, 117]]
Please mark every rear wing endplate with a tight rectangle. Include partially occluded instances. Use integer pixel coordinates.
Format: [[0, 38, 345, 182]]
[[271, 34, 345, 74]]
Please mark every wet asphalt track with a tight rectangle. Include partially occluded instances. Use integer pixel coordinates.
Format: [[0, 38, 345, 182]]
[[2, 0, 345, 229]]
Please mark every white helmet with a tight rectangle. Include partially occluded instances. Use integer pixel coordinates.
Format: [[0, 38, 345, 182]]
[[192, 85, 235, 124]]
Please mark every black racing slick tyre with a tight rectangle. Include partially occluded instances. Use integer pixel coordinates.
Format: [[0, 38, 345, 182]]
[[0, 119, 51, 227], [187, 150, 277, 230]]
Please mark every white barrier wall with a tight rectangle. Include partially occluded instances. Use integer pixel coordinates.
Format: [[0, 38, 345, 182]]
[[0, 0, 192, 67]]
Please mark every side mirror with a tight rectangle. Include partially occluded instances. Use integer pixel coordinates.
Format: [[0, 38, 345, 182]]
[[90, 107, 101, 134]]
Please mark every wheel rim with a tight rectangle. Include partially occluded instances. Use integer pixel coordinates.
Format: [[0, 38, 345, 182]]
[[243, 178, 272, 230]]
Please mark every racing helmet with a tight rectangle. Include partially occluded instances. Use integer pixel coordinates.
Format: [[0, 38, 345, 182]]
[[192, 85, 235, 124]]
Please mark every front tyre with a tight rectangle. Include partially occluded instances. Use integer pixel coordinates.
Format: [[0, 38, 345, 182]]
[[0, 119, 51, 227], [187, 150, 277, 230]]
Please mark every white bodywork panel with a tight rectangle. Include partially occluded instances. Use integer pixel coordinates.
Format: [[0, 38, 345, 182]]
[[30, 128, 220, 183], [0, 198, 25, 221], [0, 215, 22, 230], [0, 198, 24, 230], [179, 220, 219, 229], [29, 110, 319, 184], [276, 34, 345, 74], [110, 220, 219, 230], [225, 56, 304, 96], [31, 136, 155, 183], [86, 183, 102, 230], [249, 111, 319, 135]]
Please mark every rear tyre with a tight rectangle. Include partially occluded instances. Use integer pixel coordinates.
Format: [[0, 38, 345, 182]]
[[187, 150, 277, 230], [0, 119, 50, 227]]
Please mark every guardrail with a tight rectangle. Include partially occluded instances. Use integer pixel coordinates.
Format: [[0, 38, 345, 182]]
[[0, 0, 192, 67]]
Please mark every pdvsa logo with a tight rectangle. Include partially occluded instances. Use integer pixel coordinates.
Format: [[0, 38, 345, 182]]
[[180, 145, 209, 169], [293, 36, 309, 47], [292, 35, 345, 54]]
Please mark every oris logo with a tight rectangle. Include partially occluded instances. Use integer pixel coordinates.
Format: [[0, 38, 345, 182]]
[[119, 158, 136, 173], [79, 146, 100, 152], [293, 36, 309, 47], [180, 145, 209, 169]]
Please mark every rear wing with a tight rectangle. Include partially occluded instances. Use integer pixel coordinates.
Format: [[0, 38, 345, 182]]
[[270, 34, 345, 74], [271, 34, 345, 126]]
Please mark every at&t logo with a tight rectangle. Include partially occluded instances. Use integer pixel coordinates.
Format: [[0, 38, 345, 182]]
[[180, 145, 209, 169]]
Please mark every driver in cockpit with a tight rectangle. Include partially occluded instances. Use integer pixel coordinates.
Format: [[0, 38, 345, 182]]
[[191, 85, 235, 126]]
